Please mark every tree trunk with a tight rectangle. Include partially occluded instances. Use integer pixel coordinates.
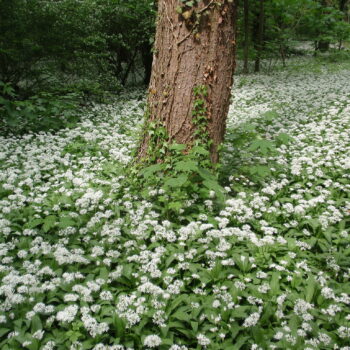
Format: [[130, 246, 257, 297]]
[[141, 42, 153, 85], [243, 0, 249, 74], [138, 0, 237, 164], [339, 0, 349, 21], [254, 0, 264, 73]]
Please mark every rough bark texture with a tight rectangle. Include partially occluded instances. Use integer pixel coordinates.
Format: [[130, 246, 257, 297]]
[[138, 0, 237, 163]]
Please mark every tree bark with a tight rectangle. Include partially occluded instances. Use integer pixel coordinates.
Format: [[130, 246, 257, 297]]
[[138, 0, 237, 164], [254, 0, 264, 73], [243, 0, 249, 74]]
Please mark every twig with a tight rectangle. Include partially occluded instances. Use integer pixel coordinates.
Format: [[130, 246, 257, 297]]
[[177, 27, 195, 46], [177, 0, 215, 46], [198, 0, 214, 14]]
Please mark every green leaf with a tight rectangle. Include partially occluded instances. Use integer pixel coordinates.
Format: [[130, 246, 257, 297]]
[[0, 329, 10, 338], [26, 218, 43, 229], [113, 314, 126, 337], [167, 294, 188, 314], [176, 6, 183, 14], [232, 335, 249, 349], [191, 146, 209, 156], [248, 139, 275, 155], [43, 215, 57, 233], [203, 179, 224, 199], [305, 276, 317, 302], [276, 132, 294, 145], [198, 167, 215, 180], [169, 143, 186, 151], [174, 160, 198, 172], [249, 165, 271, 178], [169, 202, 182, 211], [141, 163, 165, 178], [231, 306, 249, 318], [172, 311, 190, 321], [31, 315, 42, 332], [270, 272, 280, 294], [262, 110, 279, 121], [191, 321, 198, 332], [240, 122, 256, 132], [58, 217, 76, 228], [164, 174, 188, 187]]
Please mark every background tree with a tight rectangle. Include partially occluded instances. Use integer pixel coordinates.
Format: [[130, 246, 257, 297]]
[[243, 0, 250, 73], [138, 0, 237, 164]]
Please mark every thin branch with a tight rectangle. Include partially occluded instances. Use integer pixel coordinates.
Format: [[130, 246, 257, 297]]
[[198, 0, 215, 14], [177, 0, 215, 46]]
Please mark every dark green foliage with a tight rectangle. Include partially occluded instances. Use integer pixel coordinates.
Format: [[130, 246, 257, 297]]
[[0, 0, 155, 134], [236, 0, 350, 71], [0, 0, 156, 96], [0, 81, 82, 135]]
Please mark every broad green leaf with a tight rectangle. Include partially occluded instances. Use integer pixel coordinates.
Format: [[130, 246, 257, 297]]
[[276, 132, 294, 144], [31, 315, 42, 332], [249, 165, 271, 178], [248, 139, 275, 155], [0, 329, 10, 338], [26, 218, 43, 229], [262, 110, 279, 121], [169, 202, 182, 211], [43, 215, 57, 233], [169, 143, 186, 151], [58, 217, 76, 228], [198, 167, 215, 180], [174, 160, 198, 172], [203, 179, 225, 200], [172, 311, 190, 321], [270, 272, 280, 294], [141, 163, 165, 178], [191, 146, 209, 155], [305, 276, 317, 302], [232, 335, 249, 350], [164, 174, 188, 187]]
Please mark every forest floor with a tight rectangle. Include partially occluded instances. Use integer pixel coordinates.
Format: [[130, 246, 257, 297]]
[[0, 57, 350, 349]]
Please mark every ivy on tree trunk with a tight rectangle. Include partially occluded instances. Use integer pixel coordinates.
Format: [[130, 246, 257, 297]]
[[138, 0, 237, 164]]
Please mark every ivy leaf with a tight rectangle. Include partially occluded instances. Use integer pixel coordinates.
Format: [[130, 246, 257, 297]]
[[176, 6, 183, 14]]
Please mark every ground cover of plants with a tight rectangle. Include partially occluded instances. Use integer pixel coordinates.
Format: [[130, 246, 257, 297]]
[[0, 57, 350, 350]]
